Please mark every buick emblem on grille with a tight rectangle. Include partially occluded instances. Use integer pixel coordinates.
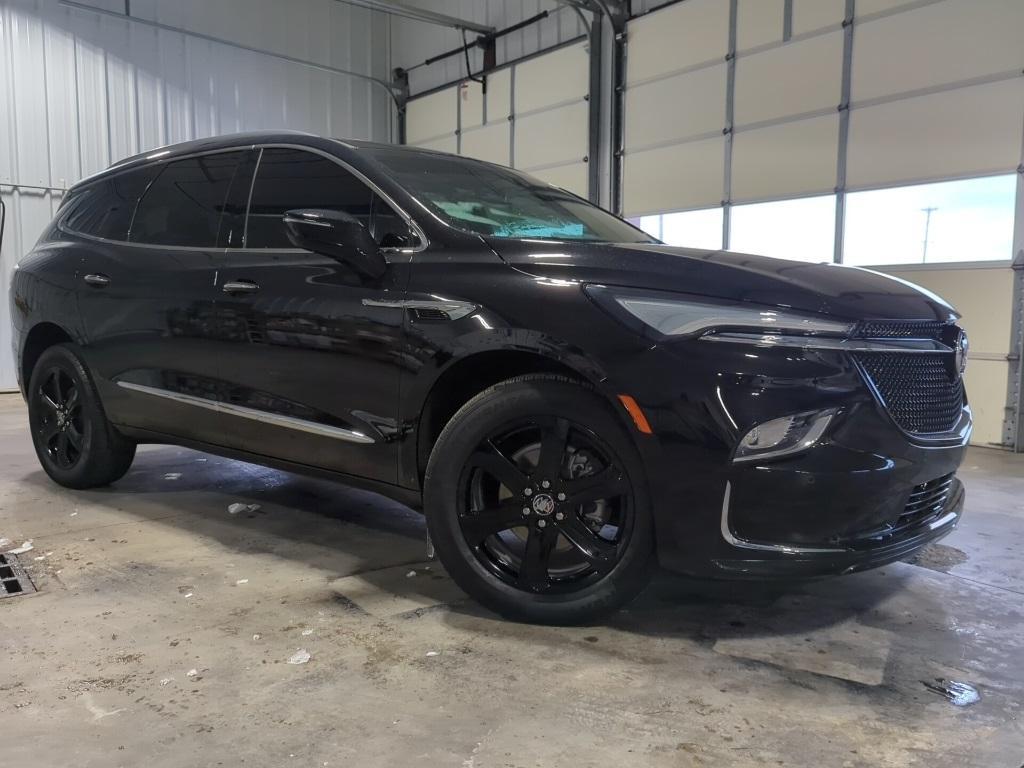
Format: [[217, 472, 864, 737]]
[[955, 330, 969, 377]]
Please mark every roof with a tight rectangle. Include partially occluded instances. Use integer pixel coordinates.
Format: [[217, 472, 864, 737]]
[[71, 130, 492, 191]]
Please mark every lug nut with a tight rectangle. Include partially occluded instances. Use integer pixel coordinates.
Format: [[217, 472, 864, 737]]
[[557, 492, 566, 501], [522, 507, 530, 515], [524, 488, 532, 496], [555, 512, 564, 521], [537, 519, 547, 528], [541, 480, 550, 489]]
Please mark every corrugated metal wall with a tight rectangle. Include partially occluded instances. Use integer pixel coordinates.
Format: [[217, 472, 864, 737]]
[[391, 0, 588, 95], [0, 0, 393, 391]]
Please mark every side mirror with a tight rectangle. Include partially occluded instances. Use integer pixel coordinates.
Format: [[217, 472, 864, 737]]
[[283, 209, 387, 280]]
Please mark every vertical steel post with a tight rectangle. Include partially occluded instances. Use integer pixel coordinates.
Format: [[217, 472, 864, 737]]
[[586, 13, 604, 204], [722, 0, 738, 249], [833, 0, 855, 264]]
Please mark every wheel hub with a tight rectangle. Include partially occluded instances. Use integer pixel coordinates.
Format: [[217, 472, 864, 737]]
[[531, 491, 556, 516]]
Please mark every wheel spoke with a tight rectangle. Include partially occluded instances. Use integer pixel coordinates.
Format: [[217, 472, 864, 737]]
[[535, 417, 570, 480], [467, 444, 529, 494], [39, 391, 61, 412], [517, 524, 559, 591], [562, 466, 627, 507], [65, 387, 80, 414], [559, 514, 618, 574], [459, 500, 526, 546], [55, 432, 71, 466], [48, 370, 64, 406], [65, 423, 84, 452]]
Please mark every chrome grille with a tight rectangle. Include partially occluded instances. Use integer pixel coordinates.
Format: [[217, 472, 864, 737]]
[[892, 473, 955, 535]]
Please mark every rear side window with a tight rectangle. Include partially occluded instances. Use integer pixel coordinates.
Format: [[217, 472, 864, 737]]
[[131, 151, 246, 247], [63, 167, 157, 240], [245, 148, 375, 249]]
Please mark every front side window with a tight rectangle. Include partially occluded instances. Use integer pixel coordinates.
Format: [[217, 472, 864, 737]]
[[63, 166, 158, 240], [246, 148, 409, 249], [365, 148, 654, 244], [131, 151, 246, 247]]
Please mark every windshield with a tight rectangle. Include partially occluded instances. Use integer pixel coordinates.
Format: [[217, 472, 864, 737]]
[[364, 148, 656, 244]]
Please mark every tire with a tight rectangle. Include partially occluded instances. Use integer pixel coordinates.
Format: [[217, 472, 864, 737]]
[[425, 374, 656, 625], [27, 343, 136, 489]]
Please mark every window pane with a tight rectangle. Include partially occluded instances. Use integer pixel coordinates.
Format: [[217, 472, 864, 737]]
[[246, 148, 373, 249], [64, 167, 158, 240], [660, 208, 724, 250], [370, 196, 415, 249], [730, 195, 836, 262], [132, 152, 245, 247], [634, 209, 724, 249], [843, 176, 1016, 266]]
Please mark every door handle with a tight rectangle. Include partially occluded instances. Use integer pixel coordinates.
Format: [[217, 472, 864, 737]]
[[83, 273, 110, 287], [222, 280, 260, 294]]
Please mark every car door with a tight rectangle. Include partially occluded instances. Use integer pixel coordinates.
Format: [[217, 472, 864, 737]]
[[75, 149, 256, 444], [209, 146, 418, 484]]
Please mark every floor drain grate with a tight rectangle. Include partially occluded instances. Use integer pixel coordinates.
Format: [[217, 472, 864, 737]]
[[0, 553, 36, 598]]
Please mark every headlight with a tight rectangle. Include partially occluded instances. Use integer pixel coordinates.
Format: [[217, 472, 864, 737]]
[[733, 408, 838, 463], [584, 285, 853, 340]]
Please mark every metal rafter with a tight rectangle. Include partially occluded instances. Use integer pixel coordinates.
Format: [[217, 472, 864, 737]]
[[334, 0, 495, 34]]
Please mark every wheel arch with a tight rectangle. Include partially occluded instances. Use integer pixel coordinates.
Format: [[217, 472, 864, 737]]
[[408, 345, 642, 488], [20, 321, 75, 396]]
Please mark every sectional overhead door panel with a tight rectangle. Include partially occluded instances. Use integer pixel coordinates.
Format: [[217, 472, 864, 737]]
[[404, 40, 591, 198], [622, 0, 1024, 210]]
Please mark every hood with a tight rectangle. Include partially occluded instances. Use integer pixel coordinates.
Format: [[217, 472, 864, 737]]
[[489, 240, 957, 322]]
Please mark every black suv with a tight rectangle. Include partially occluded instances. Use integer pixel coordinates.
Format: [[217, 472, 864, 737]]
[[10, 130, 970, 623]]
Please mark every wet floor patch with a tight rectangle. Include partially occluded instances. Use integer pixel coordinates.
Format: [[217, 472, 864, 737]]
[[922, 679, 981, 707], [905, 543, 969, 573]]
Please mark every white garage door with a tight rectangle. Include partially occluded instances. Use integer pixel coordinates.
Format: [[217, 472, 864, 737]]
[[404, 39, 592, 199], [622, 0, 1024, 212]]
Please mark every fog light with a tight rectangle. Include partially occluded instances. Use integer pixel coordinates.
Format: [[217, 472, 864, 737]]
[[734, 408, 838, 463]]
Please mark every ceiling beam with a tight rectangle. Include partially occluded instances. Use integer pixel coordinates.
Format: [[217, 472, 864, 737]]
[[334, 0, 495, 34]]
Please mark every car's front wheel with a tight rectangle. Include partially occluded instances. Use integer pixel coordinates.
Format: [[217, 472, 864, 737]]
[[27, 344, 136, 489], [425, 374, 655, 624]]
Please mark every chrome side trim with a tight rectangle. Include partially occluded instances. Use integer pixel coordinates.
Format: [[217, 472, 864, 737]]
[[116, 382, 375, 444], [719, 481, 846, 554], [701, 333, 954, 353], [362, 298, 477, 320]]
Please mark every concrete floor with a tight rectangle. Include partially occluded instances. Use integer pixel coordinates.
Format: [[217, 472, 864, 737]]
[[1, 393, 1022, 767]]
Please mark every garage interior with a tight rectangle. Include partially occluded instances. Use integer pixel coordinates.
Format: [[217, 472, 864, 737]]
[[1, 0, 1024, 765]]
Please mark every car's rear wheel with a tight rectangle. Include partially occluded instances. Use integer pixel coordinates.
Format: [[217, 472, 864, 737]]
[[425, 375, 655, 624], [27, 344, 136, 489]]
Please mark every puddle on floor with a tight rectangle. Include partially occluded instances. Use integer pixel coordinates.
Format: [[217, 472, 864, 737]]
[[904, 543, 968, 573]]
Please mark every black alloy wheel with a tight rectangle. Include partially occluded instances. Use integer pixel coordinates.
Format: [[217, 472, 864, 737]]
[[459, 416, 632, 594], [27, 344, 136, 489], [425, 374, 655, 624], [34, 366, 86, 469]]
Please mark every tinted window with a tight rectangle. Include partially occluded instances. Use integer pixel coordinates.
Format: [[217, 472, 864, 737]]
[[63, 167, 157, 240], [246, 148, 376, 249], [370, 195, 414, 248], [131, 151, 246, 247], [365, 148, 654, 244]]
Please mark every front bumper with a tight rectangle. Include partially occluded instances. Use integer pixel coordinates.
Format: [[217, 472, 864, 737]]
[[597, 331, 971, 580], [711, 477, 964, 578]]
